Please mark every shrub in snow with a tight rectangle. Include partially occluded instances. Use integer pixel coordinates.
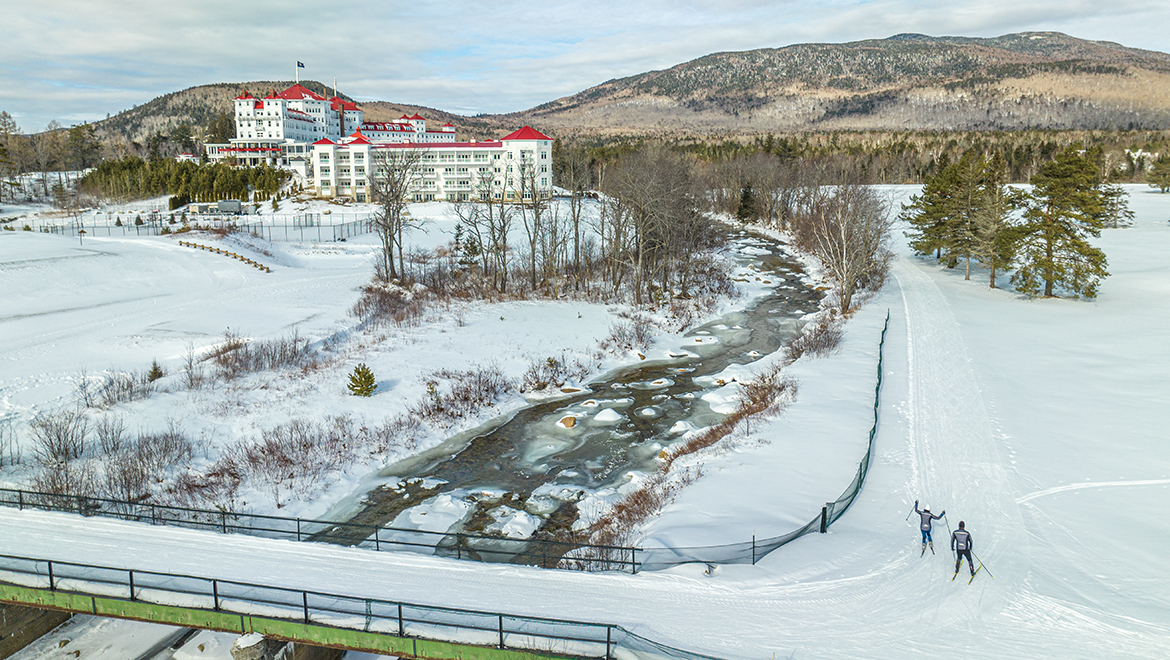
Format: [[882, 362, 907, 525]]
[[348, 363, 377, 397], [521, 355, 591, 392], [785, 312, 844, 363], [96, 369, 154, 408], [410, 366, 515, 427], [29, 409, 89, 466], [95, 415, 127, 455], [32, 460, 97, 497], [0, 418, 21, 467], [209, 329, 315, 380]]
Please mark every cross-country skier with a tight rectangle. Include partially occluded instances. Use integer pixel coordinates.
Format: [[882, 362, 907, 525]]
[[914, 500, 944, 553], [952, 521, 974, 577]]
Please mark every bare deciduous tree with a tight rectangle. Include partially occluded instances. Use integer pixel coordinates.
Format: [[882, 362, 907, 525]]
[[368, 147, 424, 280], [800, 185, 892, 313]]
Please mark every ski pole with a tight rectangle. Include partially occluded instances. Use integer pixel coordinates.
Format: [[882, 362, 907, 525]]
[[972, 552, 994, 578]]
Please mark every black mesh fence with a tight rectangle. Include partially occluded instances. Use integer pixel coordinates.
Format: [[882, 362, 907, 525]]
[[638, 310, 891, 569], [26, 216, 376, 242], [237, 219, 375, 242]]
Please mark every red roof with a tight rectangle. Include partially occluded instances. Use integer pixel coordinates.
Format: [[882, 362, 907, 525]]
[[253, 102, 264, 110], [347, 130, 371, 145], [313, 138, 336, 145], [501, 126, 551, 141], [443, 123, 455, 127], [275, 83, 327, 101], [399, 114, 412, 120], [330, 96, 361, 111], [410, 114, 424, 120], [235, 92, 254, 100]]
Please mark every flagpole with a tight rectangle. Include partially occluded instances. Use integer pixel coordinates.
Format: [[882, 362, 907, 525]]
[[296, 63, 299, 84]]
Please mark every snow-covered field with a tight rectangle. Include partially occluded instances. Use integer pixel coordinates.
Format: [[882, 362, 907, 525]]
[[1, 186, 1168, 659]]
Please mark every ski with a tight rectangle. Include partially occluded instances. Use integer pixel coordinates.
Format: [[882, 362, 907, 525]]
[[968, 565, 982, 585]]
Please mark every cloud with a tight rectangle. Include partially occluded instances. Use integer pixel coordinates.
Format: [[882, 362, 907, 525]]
[[2, 0, 1168, 131]]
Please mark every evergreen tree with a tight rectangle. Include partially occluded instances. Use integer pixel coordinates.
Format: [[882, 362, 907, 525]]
[[1147, 156, 1170, 193], [1099, 183, 1134, 228], [66, 123, 102, 169], [1013, 145, 1114, 299], [971, 153, 1020, 289], [947, 151, 988, 280], [736, 184, 760, 222], [347, 363, 377, 397], [900, 158, 960, 261]]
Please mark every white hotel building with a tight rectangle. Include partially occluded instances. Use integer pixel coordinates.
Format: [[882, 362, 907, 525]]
[[313, 126, 553, 203], [204, 83, 553, 202]]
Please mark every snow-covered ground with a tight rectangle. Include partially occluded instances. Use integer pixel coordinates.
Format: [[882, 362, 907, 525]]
[[2, 186, 1168, 659]]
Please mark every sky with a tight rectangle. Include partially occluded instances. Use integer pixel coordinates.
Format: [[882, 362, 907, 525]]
[[3, 0, 1170, 133]]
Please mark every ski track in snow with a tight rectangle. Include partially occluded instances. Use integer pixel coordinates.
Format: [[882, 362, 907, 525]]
[[1015, 478, 1170, 503]]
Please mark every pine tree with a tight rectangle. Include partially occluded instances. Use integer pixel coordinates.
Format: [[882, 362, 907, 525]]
[[1147, 157, 1170, 193], [347, 363, 377, 397], [1013, 145, 1113, 299], [900, 158, 960, 261], [971, 153, 1019, 289], [736, 185, 760, 222], [948, 151, 988, 280], [147, 359, 165, 382]]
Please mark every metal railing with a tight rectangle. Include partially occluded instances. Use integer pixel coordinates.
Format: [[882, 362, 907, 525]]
[[0, 489, 640, 573], [0, 552, 719, 660]]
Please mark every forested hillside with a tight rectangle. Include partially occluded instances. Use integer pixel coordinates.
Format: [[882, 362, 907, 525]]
[[508, 32, 1170, 136]]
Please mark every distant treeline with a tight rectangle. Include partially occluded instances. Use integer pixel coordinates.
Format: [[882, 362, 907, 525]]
[[78, 157, 291, 204], [555, 129, 1170, 186]]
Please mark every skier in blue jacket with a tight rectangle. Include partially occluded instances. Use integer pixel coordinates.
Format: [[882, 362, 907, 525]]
[[914, 500, 944, 552]]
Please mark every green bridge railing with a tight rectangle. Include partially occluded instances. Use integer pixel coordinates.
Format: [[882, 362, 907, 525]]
[[0, 552, 718, 660]]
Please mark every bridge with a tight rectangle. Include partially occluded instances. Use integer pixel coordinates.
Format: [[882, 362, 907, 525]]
[[0, 507, 720, 660]]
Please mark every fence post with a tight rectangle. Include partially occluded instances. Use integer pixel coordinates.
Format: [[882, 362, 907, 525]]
[[129, 570, 136, 601], [752, 533, 756, 565], [18, 490, 23, 510], [374, 527, 380, 552], [606, 626, 613, 660], [296, 518, 301, 542], [47, 561, 54, 591], [221, 511, 227, 533], [631, 548, 637, 575], [398, 603, 404, 637], [213, 580, 220, 611], [302, 592, 310, 623], [498, 614, 504, 649], [820, 505, 829, 533]]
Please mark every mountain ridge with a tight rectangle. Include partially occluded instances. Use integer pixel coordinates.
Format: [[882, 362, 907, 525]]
[[91, 32, 1170, 144]]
